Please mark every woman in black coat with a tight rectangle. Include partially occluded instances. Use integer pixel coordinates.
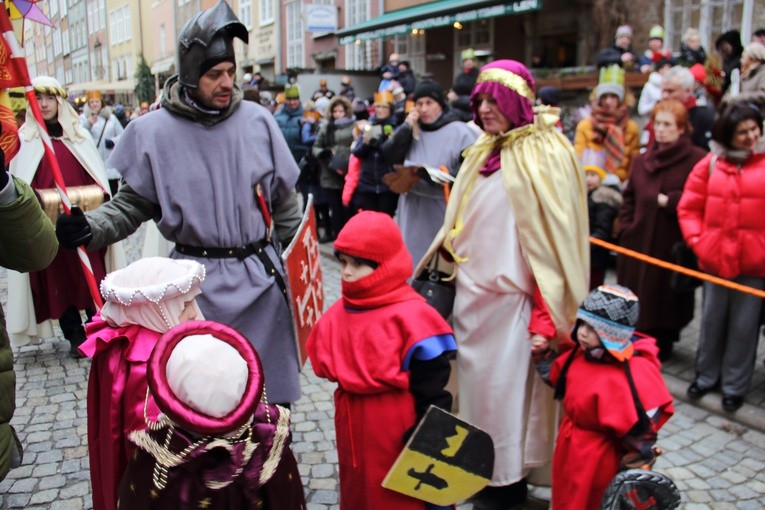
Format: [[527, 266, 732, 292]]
[[351, 91, 398, 216]]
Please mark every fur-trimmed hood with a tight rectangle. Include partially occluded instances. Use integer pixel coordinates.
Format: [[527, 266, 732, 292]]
[[591, 184, 623, 209]]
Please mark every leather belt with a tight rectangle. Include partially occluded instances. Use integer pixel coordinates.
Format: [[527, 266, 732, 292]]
[[175, 240, 289, 304], [175, 241, 267, 261]]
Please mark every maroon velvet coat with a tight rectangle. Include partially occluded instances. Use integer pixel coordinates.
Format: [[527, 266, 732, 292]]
[[616, 136, 707, 331]]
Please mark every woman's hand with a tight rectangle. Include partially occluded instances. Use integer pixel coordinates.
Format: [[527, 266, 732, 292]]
[[657, 193, 669, 208]]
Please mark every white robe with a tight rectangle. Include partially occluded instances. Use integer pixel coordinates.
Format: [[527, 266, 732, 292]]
[[451, 171, 555, 486], [8, 130, 126, 347]]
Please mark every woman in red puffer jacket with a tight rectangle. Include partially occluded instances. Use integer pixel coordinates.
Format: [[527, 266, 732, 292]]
[[677, 102, 765, 413]]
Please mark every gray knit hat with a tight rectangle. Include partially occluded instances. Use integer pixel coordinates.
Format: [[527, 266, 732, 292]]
[[615, 25, 633, 40]]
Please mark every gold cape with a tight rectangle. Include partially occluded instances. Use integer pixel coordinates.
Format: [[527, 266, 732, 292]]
[[416, 106, 589, 338]]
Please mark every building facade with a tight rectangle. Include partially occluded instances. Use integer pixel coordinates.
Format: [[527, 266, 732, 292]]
[[15, 0, 765, 107]]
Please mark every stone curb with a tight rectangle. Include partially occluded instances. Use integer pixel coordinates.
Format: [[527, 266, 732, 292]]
[[663, 371, 765, 434]]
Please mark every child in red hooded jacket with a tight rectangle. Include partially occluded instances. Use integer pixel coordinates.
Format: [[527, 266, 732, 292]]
[[307, 211, 456, 510], [532, 284, 674, 510]]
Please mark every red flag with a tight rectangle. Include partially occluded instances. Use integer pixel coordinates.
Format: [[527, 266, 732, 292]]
[[0, 5, 102, 308], [0, 6, 26, 161], [0, 5, 29, 88], [0, 89, 18, 160]]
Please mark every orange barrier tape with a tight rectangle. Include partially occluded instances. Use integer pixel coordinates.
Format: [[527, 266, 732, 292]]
[[589, 237, 765, 299]]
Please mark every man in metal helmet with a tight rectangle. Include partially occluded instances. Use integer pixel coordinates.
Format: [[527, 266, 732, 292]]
[[55, 0, 305, 406], [176, 1, 248, 91]]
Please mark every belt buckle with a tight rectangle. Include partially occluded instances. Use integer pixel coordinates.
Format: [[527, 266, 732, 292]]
[[235, 245, 250, 260]]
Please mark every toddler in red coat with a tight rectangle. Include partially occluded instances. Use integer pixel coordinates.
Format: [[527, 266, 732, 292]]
[[532, 284, 674, 510], [307, 211, 456, 510]]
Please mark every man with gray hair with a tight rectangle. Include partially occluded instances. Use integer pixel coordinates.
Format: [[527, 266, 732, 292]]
[[660, 66, 714, 150], [55, 0, 305, 406]]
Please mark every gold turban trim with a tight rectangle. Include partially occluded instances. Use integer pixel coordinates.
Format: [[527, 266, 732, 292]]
[[475, 68, 535, 103]]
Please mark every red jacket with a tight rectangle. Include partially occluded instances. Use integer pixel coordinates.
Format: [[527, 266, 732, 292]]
[[678, 152, 765, 279]]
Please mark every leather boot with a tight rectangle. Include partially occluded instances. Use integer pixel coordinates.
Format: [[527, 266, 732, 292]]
[[59, 306, 86, 359], [67, 329, 86, 359]]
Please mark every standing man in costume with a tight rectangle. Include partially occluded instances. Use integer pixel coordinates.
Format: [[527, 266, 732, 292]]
[[79, 90, 124, 195], [8, 76, 125, 357], [55, 1, 304, 405]]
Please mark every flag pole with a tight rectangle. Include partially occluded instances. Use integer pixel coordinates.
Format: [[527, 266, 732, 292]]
[[1, 7, 103, 308]]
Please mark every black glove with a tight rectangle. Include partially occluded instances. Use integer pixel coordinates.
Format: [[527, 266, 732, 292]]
[[104, 139, 115, 149], [56, 207, 93, 249]]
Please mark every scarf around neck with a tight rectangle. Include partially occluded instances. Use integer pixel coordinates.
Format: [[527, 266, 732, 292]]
[[161, 75, 243, 127], [590, 102, 629, 173], [645, 135, 697, 172], [342, 273, 423, 310]]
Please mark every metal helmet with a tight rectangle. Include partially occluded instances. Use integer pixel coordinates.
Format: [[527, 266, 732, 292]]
[[177, 1, 248, 89]]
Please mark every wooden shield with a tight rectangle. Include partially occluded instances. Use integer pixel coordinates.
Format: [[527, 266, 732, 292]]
[[382, 406, 494, 505], [281, 195, 324, 368]]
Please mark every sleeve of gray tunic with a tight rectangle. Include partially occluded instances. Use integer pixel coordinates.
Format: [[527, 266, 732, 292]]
[[272, 190, 301, 246], [85, 185, 159, 250]]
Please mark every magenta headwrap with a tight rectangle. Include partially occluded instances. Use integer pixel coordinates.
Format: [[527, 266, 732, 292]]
[[470, 60, 536, 174], [148, 320, 264, 436], [470, 59, 536, 131]]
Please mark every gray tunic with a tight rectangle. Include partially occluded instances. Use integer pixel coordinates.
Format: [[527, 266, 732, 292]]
[[398, 122, 477, 267], [108, 102, 302, 403]]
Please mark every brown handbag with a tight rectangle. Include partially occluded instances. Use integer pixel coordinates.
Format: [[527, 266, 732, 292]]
[[36, 185, 106, 223], [382, 165, 421, 194]]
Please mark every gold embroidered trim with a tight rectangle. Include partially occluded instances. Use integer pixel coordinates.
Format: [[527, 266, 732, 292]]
[[475, 68, 535, 102], [33, 84, 67, 98], [132, 401, 289, 494], [259, 406, 291, 484], [204, 437, 260, 490]]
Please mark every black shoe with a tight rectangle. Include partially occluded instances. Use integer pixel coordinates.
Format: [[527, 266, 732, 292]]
[[722, 395, 744, 412], [66, 328, 86, 359], [687, 381, 712, 400], [69, 343, 85, 359]]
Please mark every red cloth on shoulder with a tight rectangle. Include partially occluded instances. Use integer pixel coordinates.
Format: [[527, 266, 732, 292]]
[[548, 334, 673, 510], [82, 317, 161, 510]]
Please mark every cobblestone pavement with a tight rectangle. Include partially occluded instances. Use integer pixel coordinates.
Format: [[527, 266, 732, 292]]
[[0, 227, 764, 509]]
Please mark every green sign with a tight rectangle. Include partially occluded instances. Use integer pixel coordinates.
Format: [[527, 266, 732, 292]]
[[338, 0, 542, 45]]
